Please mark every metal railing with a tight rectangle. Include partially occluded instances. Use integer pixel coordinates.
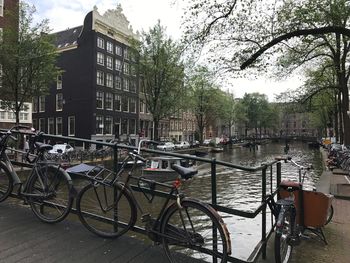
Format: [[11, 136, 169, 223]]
[[7, 132, 284, 263]]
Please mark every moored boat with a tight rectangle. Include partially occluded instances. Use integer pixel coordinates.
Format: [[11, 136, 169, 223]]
[[142, 156, 197, 182]]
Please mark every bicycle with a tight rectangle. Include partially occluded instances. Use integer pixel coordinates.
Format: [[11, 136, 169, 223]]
[[267, 157, 333, 263], [72, 139, 231, 263], [0, 126, 75, 223]]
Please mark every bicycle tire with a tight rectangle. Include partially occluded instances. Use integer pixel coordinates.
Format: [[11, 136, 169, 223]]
[[161, 200, 230, 263], [27, 165, 73, 223], [274, 210, 294, 263], [0, 162, 13, 202], [325, 204, 334, 225], [77, 183, 137, 238]]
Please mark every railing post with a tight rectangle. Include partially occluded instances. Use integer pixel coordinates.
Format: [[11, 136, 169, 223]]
[[276, 162, 281, 200], [113, 144, 118, 174], [261, 166, 267, 260], [211, 159, 218, 263]]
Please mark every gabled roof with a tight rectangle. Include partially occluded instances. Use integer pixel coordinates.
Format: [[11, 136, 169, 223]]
[[53, 25, 83, 49]]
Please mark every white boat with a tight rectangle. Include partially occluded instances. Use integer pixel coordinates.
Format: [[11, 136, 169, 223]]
[[142, 156, 197, 182]]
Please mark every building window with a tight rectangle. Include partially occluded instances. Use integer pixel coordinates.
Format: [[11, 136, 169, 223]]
[[106, 73, 113, 88], [56, 117, 62, 135], [20, 113, 28, 121], [114, 118, 121, 135], [139, 100, 145, 113], [115, 45, 122, 56], [97, 52, 104, 65], [106, 56, 113, 69], [97, 37, 104, 49], [114, 95, 121, 111], [123, 62, 130, 75], [114, 76, 121, 89], [131, 65, 137, 76], [121, 118, 128, 134], [57, 75, 62, 89], [96, 115, 103, 134], [68, 116, 75, 136], [105, 116, 112, 135], [122, 96, 128, 112], [56, 93, 63, 111], [129, 119, 136, 134], [48, 118, 54, 134], [39, 96, 45, 112], [129, 98, 136, 113], [97, 71, 104, 86], [130, 79, 136, 93], [106, 41, 113, 53], [96, 91, 104, 109], [105, 92, 113, 110], [123, 78, 129, 91], [39, 118, 45, 132], [32, 97, 38, 113], [115, 59, 122, 71], [0, 0, 3, 17], [124, 48, 129, 60]]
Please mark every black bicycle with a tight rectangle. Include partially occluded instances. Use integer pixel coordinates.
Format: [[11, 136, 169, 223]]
[[0, 126, 75, 223], [267, 157, 333, 263], [72, 139, 231, 263]]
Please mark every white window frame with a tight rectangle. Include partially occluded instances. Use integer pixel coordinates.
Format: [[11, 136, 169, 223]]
[[105, 92, 113, 110], [105, 116, 112, 135], [96, 91, 104, 109], [48, 117, 54, 134], [106, 41, 113, 53], [97, 71, 104, 86], [56, 117, 63, 135], [106, 56, 113, 69], [114, 95, 121, 111], [39, 96, 45, 112], [115, 59, 122, 71], [97, 52, 104, 65], [96, 115, 103, 135], [114, 76, 121, 89], [39, 118, 45, 132], [56, 93, 63, 111], [97, 37, 104, 49], [68, 116, 75, 136], [129, 98, 136, 113], [57, 75, 62, 89], [115, 45, 122, 56], [123, 62, 130, 75], [106, 73, 113, 88], [123, 78, 129, 91]]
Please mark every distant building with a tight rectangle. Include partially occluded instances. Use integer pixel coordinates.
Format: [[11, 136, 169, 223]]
[[0, 0, 30, 129], [32, 5, 140, 147]]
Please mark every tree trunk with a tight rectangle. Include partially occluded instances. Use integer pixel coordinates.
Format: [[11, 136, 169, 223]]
[[153, 119, 159, 141], [342, 85, 350, 145]]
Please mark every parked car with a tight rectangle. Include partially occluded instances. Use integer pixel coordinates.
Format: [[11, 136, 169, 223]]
[[156, 142, 175, 151], [48, 144, 74, 154], [174, 141, 190, 149], [203, 139, 211, 146], [189, 140, 200, 148]]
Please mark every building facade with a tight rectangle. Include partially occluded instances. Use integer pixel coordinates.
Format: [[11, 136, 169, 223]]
[[32, 5, 140, 147]]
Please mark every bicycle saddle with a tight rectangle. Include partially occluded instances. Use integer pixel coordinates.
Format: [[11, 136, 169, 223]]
[[171, 164, 198, 180], [35, 142, 53, 152], [280, 180, 301, 192]]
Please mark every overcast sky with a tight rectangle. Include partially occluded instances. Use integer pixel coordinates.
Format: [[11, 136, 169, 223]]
[[25, 0, 303, 101]]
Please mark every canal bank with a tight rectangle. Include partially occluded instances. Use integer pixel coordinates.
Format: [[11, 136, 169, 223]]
[[257, 147, 350, 263]]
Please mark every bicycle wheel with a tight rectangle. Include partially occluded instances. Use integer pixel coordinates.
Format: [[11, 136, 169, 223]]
[[325, 204, 334, 225], [0, 162, 13, 202], [161, 200, 230, 263], [274, 210, 294, 263], [27, 165, 73, 223], [77, 183, 137, 238]]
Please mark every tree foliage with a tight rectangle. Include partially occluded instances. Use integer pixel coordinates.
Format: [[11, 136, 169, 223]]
[[132, 21, 185, 140], [0, 2, 60, 125]]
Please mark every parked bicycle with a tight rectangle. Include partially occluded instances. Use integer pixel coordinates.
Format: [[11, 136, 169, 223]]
[[0, 126, 75, 223], [267, 157, 333, 263], [70, 139, 231, 262]]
